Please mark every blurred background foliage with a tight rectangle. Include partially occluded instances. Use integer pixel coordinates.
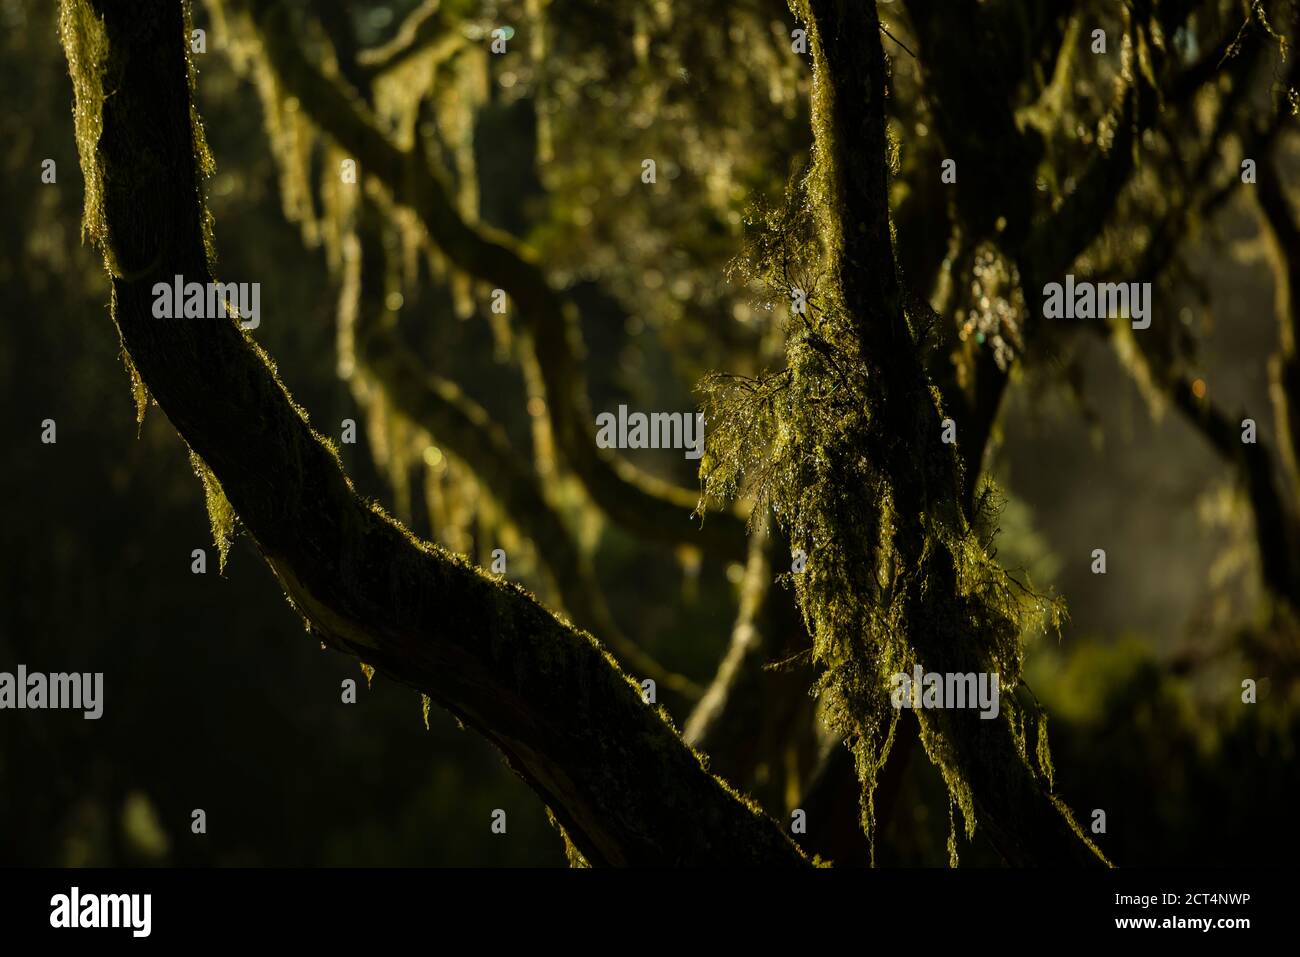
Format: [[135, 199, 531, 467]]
[[1, 0, 1298, 865]]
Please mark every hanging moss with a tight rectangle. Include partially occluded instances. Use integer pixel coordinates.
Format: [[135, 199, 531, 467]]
[[699, 5, 1090, 865], [121, 346, 150, 432], [189, 450, 236, 572], [59, 0, 109, 253]]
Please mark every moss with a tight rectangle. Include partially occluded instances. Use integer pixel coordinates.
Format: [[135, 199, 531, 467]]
[[1035, 712, 1056, 790], [59, 0, 109, 253], [121, 346, 150, 431], [699, 0, 1093, 866], [189, 451, 236, 572]]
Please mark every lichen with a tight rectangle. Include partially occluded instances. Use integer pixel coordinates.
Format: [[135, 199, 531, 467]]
[[121, 345, 150, 432], [189, 450, 236, 572], [59, 0, 109, 252], [700, 67, 1070, 863]]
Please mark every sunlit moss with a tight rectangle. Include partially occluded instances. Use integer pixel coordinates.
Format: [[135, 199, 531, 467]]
[[59, 0, 108, 253], [189, 451, 237, 572], [699, 8, 1083, 864]]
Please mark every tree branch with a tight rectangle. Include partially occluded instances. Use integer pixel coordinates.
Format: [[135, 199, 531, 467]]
[[797, 0, 1107, 866], [343, 205, 704, 698], [1257, 148, 1300, 498], [354, 0, 462, 81], [217, 0, 749, 560], [61, 0, 802, 867], [684, 512, 816, 805]]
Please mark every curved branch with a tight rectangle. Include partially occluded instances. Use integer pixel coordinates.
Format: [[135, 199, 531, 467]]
[[355, 0, 462, 80], [953, 3, 1270, 507], [218, 0, 749, 560], [1087, 92, 1300, 611], [1110, 320, 1300, 605], [61, 0, 801, 867], [343, 209, 704, 698]]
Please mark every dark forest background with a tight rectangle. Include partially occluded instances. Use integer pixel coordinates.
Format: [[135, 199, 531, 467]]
[[2, 0, 1298, 866]]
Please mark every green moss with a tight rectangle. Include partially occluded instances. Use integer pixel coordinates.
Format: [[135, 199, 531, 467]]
[[1035, 712, 1055, 790], [122, 347, 150, 431], [699, 7, 1082, 865], [189, 451, 236, 572], [59, 0, 109, 253]]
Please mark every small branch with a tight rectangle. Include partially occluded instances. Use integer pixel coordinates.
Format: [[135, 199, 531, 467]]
[[355, 0, 462, 80], [684, 512, 816, 805]]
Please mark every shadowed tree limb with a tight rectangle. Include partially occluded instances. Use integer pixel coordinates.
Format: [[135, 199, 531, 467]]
[[906, 0, 1043, 247], [1090, 118, 1300, 610], [1110, 318, 1300, 606], [684, 511, 818, 806], [915, 1, 1266, 510], [342, 203, 704, 698], [213, 0, 749, 561], [1257, 148, 1300, 500], [60, 0, 803, 867]]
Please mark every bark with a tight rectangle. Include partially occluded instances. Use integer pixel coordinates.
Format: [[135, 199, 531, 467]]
[[61, 0, 803, 867], [906, 0, 1042, 245]]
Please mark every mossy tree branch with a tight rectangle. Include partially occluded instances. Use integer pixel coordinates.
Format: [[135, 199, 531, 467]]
[[1109, 319, 1300, 607], [354, 0, 463, 81], [911, 1, 1263, 508], [312, 12, 702, 699], [61, 0, 803, 867], [344, 202, 703, 698], [1092, 122, 1300, 611], [216, 0, 749, 561], [789, 0, 1107, 866]]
